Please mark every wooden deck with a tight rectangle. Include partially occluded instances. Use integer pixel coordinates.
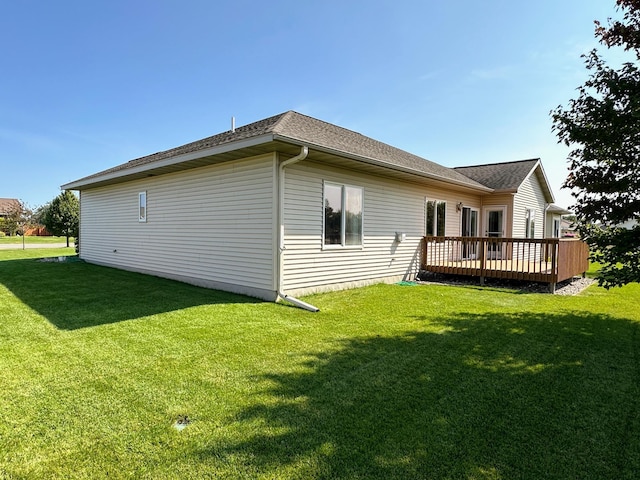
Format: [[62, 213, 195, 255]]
[[420, 236, 589, 291]]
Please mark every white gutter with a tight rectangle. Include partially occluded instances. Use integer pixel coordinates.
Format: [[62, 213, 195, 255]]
[[276, 146, 319, 312], [61, 133, 277, 190], [64, 132, 493, 194], [271, 134, 493, 193]]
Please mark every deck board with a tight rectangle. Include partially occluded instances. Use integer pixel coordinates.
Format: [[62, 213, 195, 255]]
[[421, 236, 589, 286]]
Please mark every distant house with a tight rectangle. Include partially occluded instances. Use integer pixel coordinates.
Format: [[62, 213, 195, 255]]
[[0, 198, 21, 235], [615, 219, 639, 229], [561, 217, 578, 238], [0, 198, 20, 219], [62, 111, 571, 304]]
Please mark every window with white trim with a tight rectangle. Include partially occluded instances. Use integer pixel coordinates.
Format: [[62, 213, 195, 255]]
[[525, 208, 535, 238], [426, 200, 446, 236], [323, 182, 363, 247], [139, 191, 147, 222]]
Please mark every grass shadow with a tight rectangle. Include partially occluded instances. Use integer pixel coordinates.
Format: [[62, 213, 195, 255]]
[[0, 258, 262, 330], [202, 311, 640, 479]]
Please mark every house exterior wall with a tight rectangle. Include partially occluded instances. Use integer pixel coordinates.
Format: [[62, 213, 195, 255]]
[[512, 171, 548, 238], [78, 154, 278, 300], [480, 194, 514, 237], [546, 214, 562, 238], [281, 160, 483, 296]]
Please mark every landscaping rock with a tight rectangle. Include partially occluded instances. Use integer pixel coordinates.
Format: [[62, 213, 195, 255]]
[[416, 271, 595, 295]]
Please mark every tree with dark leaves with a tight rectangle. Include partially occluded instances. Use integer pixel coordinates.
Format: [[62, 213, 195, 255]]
[[552, 0, 640, 288], [42, 191, 79, 248]]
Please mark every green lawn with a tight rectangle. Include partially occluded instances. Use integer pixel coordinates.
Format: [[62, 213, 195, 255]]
[[1, 250, 639, 479], [0, 235, 73, 244]]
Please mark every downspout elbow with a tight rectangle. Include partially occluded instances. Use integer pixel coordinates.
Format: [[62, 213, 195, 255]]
[[279, 146, 309, 171]]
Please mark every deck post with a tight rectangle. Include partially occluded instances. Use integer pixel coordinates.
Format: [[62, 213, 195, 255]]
[[421, 236, 589, 290], [479, 237, 486, 286]]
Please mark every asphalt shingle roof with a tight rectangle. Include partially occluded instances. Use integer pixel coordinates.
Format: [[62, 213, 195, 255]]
[[270, 112, 484, 187], [65, 111, 488, 190], [453, 159, 540, 191], [0, 198, 20, 216]]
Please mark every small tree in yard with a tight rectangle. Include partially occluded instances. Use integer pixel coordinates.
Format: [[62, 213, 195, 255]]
[[42, 191, 79, 248], [552, 0, 640, 288], [3, 200, 31, 237]]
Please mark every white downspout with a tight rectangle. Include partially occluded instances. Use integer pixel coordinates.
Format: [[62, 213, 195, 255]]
[[544, 203, 550, 238], [277, 146, 319, 312]]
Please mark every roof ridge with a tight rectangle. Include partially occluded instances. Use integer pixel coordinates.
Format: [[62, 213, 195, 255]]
[[64, 110, 493, 192], [123, 112, 291, 166], [454, 158, 539, 170], [271, 110, 368, 137]]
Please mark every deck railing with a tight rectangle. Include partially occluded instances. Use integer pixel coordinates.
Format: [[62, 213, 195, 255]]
[[420, 236, 589, 291]]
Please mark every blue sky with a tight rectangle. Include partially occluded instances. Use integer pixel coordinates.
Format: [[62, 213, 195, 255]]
[[0, 0, 624, 210]]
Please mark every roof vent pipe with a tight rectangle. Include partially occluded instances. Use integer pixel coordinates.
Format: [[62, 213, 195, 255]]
[[231, 116, 235, 133]]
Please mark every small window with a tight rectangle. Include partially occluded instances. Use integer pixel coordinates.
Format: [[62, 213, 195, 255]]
[[525, 208, 535, 238], [426, 200, 446, 236], [323, 182, 363, 247], [139, 191, 147, 222]]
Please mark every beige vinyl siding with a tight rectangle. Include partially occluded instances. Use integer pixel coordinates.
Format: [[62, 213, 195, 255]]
[[281, 161, 482, 295], [513, 172, 547, 239], [546, 214, 562, 238], [79, 154, 277, 300], [480, 194, 514, 237]]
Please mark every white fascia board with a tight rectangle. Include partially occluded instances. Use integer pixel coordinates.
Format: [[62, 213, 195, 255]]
[[273, 134, 493, 193], [536, 162, 556, 204], [520, 159, 555, 204], [61, 133, 276, 190]]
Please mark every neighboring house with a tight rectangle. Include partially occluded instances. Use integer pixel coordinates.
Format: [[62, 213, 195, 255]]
[[560, 217, 577, 238], [0, 198, 21, 235], [615, 219, 639, 229], [62, 111, 569, 304], [0, 198, 20, 219]]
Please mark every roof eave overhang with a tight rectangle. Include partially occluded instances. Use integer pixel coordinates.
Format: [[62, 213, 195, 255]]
[[491, 189, 518, 195], [61, 133, 278, 190], [62, 132, 493, 194], [272, 134, 493, 193], [519, 159, 555, 204], [548, 205, 572, 215]]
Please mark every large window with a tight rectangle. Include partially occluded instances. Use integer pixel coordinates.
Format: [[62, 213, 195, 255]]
[[525, 208, 535, 238], [324, 182, 363, 247], [426, 200, 446, 236], [139, 191, 147, 222]]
